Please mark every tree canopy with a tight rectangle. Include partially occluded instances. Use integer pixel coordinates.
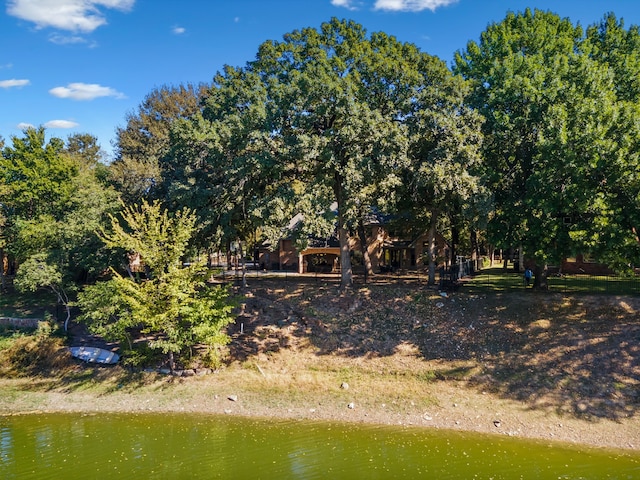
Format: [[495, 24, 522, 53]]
[[455, 9, 640, 283], [161, 18, 483, 288], [78, 201, 235, 370], [1, 128, 120, 325], [110, 84, 207, 204], [3, 9, 640, 325]]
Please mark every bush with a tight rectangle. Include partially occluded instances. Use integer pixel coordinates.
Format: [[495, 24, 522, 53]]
[[0, 333, 70, 377]]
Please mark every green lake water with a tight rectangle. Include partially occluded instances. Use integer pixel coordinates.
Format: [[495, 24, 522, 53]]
[[1, 413, 638, 479]]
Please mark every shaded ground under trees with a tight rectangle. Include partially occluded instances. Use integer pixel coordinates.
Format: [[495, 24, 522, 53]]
[[231, 278, 640, 422]]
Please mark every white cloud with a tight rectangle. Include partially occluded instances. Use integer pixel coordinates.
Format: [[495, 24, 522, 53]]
[[17, 122, 35, 129], [7, 0, 135, 33], [48, 33, 89, 44], [172, 26, 185, 35], [374, 0, 457, 12], [331, 0, 358, 9], [0, 79, 30, 88], [44, 119, 79, 128], [49, 82, 125, 100]]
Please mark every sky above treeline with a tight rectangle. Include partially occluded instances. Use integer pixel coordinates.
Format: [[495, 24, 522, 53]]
[[1, 0, 639, 158]]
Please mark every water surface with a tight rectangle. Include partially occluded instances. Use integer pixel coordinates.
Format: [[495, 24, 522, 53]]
[[1, 413, 638, 479]]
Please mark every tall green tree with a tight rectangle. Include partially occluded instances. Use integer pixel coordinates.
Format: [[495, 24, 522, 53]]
[[66, 132, 105, 165], [165, 72, 272, 279], [531, 53, 630, 270], [578, 14, 640, 269], [1, 127, 77, 226], [454, 9, 596, 285], [585, 13, 640, 103], [254, 19, 414, 289], [110, 83, 207, 204], [78, 201, 235, 370], [178, 19, 449, 289], [404, 70, 484, 283], [1, 128, 119, 326], [14, 253, 71, 329]]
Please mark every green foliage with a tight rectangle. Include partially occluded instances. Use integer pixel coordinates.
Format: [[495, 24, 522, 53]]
[[75, 279, 135, 349], [5, 11, 640, 299], [166, 18, 470, 288], [101, 200, 194, 274], [78, 200, 235, 368], [0, 320, 68, 378], [65, 132, 105, 165], [580, 14, 640, 268], [455, 8, 640, 274], [1, 128, 119, 277], [246, 19, 423, 288], [0, 127, 77, 222], [455, 9, 583, 261], [110, 83, 207, 204], [402, 61, 485, 283], [14, 254, 63, 293], [1, 128, 120, 329], [14, 252, 77, 331]]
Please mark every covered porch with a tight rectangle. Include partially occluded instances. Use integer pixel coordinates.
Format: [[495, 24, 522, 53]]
[[298, 247, 341, 274]]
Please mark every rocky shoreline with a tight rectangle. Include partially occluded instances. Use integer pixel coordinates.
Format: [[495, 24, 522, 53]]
[[0, 368, 638, 453]]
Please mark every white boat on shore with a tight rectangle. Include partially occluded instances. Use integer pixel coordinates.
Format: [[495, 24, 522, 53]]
[[69, 346, 120, 365]]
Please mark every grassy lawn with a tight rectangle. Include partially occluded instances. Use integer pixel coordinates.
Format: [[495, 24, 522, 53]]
[[0, 288, 56, 319], [465, 267, 640, 295]]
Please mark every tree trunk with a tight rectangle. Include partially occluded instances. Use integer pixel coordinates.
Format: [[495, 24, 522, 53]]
[[168, 351, 175, 374], [533, 264, 549, 290], [334, 173, 352, 290], [0, 248, 5, 292], [357, 219, 373, 283], [503, 247, 510, 271], [518, 244, 524, 273], [52, 287, 71, 332], [427, 210, 439, 285], [470, 230, 480, 271], [450, 223, 459, 270], [238, 239, 247, 289], [63, 303, 71, 332], [338, 225, 353, 289]]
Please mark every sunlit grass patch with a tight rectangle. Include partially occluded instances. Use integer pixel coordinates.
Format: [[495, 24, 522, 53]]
[[465, 268, 640, 295]]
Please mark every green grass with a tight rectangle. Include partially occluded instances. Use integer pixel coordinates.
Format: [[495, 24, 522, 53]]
[[465, 267, 640, 295], [0, 329, 33, 350], [464, 268, 526, 292], [0, 288, 54, 318], [547, 274, 640, 295]]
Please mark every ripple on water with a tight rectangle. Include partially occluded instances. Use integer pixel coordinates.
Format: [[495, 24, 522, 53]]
[[0, 413, 638, 479]]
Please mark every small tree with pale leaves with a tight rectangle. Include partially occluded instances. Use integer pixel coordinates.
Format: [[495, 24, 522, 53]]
[[78, 200, 235, 370]]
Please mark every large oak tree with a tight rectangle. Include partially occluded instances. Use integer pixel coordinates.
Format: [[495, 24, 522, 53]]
[[454, 9, 638, 285], [168, 18, 464, 289]]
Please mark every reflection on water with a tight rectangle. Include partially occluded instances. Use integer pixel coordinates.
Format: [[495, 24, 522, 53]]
[[0, 413, 638, 479]]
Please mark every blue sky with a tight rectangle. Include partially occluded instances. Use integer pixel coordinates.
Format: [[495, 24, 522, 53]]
[[1, 0, 639, 159]]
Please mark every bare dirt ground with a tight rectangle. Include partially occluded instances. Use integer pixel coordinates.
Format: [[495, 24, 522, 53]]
[[1, 276, 639, 452]]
